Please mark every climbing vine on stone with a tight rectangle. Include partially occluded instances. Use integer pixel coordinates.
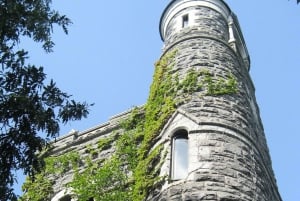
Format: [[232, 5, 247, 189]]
[[20, 49, 239, 201], [19, 151, 81, 201]]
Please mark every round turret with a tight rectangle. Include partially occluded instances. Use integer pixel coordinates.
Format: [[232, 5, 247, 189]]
[[159, 0, 250, 71], [160, 0, 231, 43], [147, 0, 282, 200]]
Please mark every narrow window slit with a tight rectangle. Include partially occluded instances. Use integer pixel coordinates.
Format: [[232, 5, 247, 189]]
[[182, 14, 189, 28]]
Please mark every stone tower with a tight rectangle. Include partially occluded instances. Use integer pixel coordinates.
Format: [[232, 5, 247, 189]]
[[151, 0, 282, 200], [21, 0, 282, 201]]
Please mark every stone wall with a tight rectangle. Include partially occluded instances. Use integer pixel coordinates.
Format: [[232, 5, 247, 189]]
[[164, 7, 229, 47], [152, 1, 282, 200], [48, 110, 131, 197], [48, 1, 282, 200], [150, 111, 281, 200]]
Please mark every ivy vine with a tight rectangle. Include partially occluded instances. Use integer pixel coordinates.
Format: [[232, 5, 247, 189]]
[[20, 49, 238, 201]]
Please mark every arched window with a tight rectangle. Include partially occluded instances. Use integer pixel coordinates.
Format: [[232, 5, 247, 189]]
[[59, 195, 72, 201], [171, 129, 189, 180]]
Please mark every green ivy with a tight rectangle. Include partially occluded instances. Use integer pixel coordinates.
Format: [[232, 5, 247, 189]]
[[179, 68, 203, 94], [45, 151, 81, 175], [68, 156, 130, 201], [19, 151, 81, 201], [19, 174, 53, 201], [203, 71, 238, 95], [20, 49, 238, 201], [131, 50, 178, 200], [97, 133, 117, 151]]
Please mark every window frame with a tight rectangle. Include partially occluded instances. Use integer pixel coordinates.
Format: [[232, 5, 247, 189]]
[[171, 129, 189, 180]]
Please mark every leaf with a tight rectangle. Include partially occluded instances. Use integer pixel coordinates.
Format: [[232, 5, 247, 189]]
[[0, 1, 89, 200]]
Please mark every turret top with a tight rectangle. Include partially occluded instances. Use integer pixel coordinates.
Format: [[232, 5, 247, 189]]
[[159, 0, 250, 71], [159, 0, 232, 41]]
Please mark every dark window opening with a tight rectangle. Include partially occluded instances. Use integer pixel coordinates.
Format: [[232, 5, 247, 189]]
[[182, 14, 189, 28], [59, 195, 72, 201], [171, 129, 189, 180]]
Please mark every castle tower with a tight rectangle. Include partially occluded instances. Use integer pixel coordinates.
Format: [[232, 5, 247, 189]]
[[149, 0, 282, 200], [20, 1, 282, 201]]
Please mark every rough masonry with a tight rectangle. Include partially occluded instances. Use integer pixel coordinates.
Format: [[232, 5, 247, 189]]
[[37, 1, 282, 201]]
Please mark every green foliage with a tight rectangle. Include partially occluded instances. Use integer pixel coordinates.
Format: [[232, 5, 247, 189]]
[[179, 68, 203, 94], [19, 174, 53, 201], [0, 0, 71, 52], [20, 49, 239, 201], [65, 121, 143, 200], [68, 157, 131, 201], [129, 53, 238, 200], [116, 130, 139, 170], [97, 134, 116, 152], [120, 107, 145, 131], [131, 50, 178, 200], [0, 1, 91, 200], [176, 67, 238, 96], [201, 71, 238, 96], [44, 151, 81, 175], [20, 151, 81, 201]]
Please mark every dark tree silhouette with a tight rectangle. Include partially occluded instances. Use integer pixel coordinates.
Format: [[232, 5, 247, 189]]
[[0, 1, 91, 200]]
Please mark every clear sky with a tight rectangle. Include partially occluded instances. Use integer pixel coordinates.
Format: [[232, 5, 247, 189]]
[[15, 0, 300, 200]]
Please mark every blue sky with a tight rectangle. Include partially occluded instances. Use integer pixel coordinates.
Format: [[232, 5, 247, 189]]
[[15, 1, 300, 200]]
